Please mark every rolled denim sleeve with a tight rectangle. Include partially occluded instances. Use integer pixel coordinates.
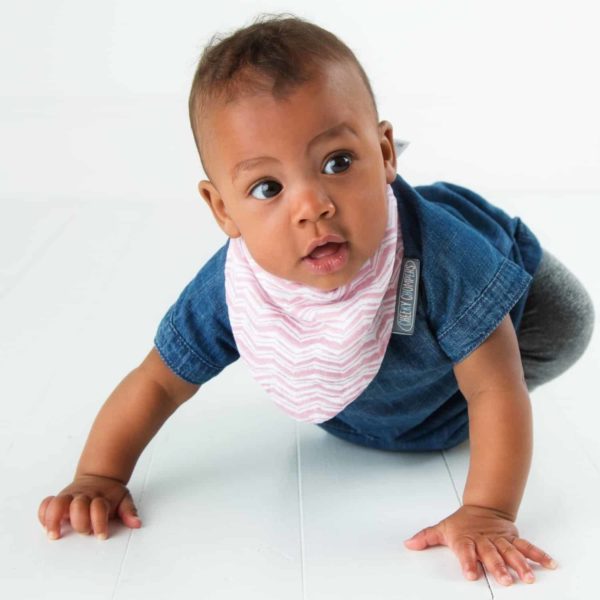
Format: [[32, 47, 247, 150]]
[[435, 256, 532, 363], [153, 242, 239, 385], [419, 197, 533, 364]]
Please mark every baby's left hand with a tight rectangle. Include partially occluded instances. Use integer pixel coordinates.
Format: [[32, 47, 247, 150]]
[[404, 505, 558, 586]]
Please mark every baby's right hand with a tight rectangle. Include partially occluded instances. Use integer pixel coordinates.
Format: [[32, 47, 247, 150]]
[[38, 475, 142, 541]]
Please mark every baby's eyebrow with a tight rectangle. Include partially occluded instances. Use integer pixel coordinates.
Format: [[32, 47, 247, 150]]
[[231, 121, 358, 182]]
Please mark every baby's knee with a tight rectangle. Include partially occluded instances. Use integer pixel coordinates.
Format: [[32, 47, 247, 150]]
[[548, 262, 595, 368], [565, 278, 595, 361], [521, 251, 595, 390]]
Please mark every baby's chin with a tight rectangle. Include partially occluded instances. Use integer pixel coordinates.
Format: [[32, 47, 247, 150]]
[[262, 267, 349, 292]]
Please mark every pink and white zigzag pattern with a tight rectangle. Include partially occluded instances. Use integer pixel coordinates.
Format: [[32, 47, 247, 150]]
[[224, 185, 404, 423]]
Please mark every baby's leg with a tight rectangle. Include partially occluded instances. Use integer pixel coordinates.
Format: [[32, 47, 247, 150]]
[[517, 249, 595, 392]]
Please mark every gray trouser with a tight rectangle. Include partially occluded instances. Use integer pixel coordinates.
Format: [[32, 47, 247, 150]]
[[517, 249, 596, 392]]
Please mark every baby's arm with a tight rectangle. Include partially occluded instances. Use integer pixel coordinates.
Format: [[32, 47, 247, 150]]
[[453, 313, 532, 522], [38, 348, 199, 540], [404, 315, 557, 585]]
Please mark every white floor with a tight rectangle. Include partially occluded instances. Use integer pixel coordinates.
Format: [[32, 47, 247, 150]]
[[1, 192, 598, 600]]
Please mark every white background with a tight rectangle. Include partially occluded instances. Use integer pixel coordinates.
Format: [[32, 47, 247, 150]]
[[1, 2, 599, 599], [1, 0, 598, 203]]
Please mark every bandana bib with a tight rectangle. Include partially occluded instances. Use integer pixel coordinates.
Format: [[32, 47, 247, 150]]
[[224, 184, 404, 423]]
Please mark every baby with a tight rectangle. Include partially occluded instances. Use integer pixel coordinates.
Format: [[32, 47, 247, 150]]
[[38, 13, 595, 587]]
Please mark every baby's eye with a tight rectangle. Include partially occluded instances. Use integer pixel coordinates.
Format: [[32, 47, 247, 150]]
[[248, 153, 353, 200], [249, 180, 283, 200], [323, 152, 353, 175]]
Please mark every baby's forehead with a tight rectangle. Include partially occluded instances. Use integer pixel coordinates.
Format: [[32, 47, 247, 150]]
[[198, 63, 377, 169]]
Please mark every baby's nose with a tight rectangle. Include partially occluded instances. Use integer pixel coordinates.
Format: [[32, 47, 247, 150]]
[[292, 188, 335, 224]]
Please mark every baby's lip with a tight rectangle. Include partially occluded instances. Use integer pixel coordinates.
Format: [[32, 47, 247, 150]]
[[303, 234, 346, 258]]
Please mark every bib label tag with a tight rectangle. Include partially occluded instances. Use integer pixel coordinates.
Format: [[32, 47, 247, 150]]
[[392, 258, 420, 335]]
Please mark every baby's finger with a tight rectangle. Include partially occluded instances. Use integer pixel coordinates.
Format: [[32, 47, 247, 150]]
[[90, 497, 110, 540], [45, 495, 73, 540], [512, 538, 558, 570], [453, 537, 481, 580], [69, 494, 92, 535], [38, 496, 54, 527], [117, 492, 142, 528], [494, 537, 535, 584], [477, 538, 514, 586]]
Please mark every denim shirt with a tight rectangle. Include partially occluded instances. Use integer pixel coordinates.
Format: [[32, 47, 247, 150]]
[[154, 173, 542, 452]]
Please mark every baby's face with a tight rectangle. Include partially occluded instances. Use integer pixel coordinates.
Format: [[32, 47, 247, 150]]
[[198, 61, 397, 291]]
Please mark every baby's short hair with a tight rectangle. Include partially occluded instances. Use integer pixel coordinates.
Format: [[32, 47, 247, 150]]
[[189, 13, 379, 174]]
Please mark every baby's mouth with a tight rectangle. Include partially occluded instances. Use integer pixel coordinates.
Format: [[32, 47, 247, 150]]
[[307, 241, 344, 259], [301, 241, 350, 275]]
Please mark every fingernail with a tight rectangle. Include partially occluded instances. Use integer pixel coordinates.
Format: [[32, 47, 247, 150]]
[[48, 531, 58, 540], [548, 559, 558, 569], [465, 570, 477, 580], [97, 533, 107, 541], [501, 575, 513, 586], [524, 572, 535, 583]]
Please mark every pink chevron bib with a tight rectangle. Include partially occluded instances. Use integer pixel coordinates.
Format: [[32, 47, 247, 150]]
[[224, 184, 404, 424]]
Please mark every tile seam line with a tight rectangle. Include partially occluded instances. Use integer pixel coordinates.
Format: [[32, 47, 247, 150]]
[[296, 423, 307, 600], [441, 449, 495, 599], [110, 440, 157, 600], [441, 450, 461, 506]]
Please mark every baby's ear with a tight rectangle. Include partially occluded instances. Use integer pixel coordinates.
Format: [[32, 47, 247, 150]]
[[378, 120, 397, 183], [197, 180, 241, 238]]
